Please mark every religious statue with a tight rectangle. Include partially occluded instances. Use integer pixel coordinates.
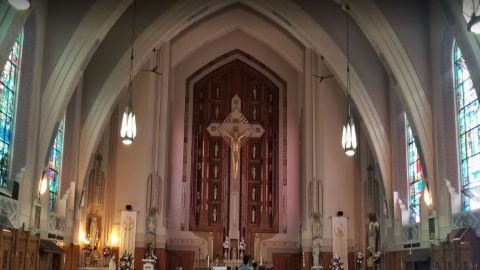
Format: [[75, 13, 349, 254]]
[[144, 242, 157, 261], [108, 255, 116, 270], [251, 207, 256, 223], [252, 144, 256, 159], [367, 213, 380, 254], [212, 206, 217, 222], [216, 87, 220, 99], [218, 125, 253, 178], [213, 184, 218, 200], [214, 142, 219, 157], [231, 246, 237, 260], [146, 207, 157, 235], [239, 236, 246, 258], [252, 187, 256, 201], [253, 106, 257, 121], [252, 166, 256, 180], [223, 236, 230, 259], [253, 86, 257, 100], [87, 205, 101, 248], [215, 105, 220, 119], [214, 164, 219, 178]]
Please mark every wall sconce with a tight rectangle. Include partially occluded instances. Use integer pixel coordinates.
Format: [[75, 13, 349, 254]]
[[423, 182, 432, 207], [110, 230, 119, 247], [79, 230, 86, 244], [8, 0, 30, 10], [38, 171, 48, 196]]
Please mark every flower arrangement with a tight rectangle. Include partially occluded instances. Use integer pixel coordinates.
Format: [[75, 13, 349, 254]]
[[373, 250, 382, 263], [329, 255, 344, 270], [355, 251, 364, 267], [119, 250, 134, 270], [102, 246, 112, 258], [83, 245, 94, 256]]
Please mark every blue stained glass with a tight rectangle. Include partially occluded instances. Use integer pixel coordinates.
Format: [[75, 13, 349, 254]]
[[48, 118, 64, 212], [0, 32, 23, 188], [454, 43, 480, 211], [406, 115, 423, 223]]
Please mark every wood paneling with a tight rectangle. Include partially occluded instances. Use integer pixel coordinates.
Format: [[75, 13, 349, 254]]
[[134, 247, 145, 270], [166, 250, 194, 270], [156, 248, 166, 270], [189, 58, 280, 256], [272, 253, 300, 270]]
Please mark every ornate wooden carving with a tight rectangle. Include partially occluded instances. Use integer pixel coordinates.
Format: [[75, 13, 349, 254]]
[[189, 59, 279, 255]]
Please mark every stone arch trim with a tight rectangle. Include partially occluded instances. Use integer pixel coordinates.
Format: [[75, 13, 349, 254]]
[[77, 0, 392, 202], [36, 0, 131, 180], [347, 0, 434, 183]]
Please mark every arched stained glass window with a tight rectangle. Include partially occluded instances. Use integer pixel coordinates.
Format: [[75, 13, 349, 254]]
[[48, 118, 64, 212], [453, 43, 480, 211], [0, 32, 23, 188], [406, 115, 422, 223]]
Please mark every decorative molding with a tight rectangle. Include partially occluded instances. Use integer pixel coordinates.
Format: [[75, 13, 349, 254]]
[[48, 212, 66, 237], [452, 210, 480, 236], [402, 223, 420, 245], [0, 196, 18, 227]]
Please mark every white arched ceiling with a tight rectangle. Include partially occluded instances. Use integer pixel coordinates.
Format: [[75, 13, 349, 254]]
[[77, 0, 392, 201], [347, 0, 434, 183], [36, 0, 131, 181]]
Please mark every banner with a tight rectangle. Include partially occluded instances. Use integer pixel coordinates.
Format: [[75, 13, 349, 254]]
[[120, 211, 138, 257], [332, 216, 348, 270]]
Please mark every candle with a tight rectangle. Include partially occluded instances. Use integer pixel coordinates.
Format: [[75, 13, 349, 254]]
[[207, 255, 210, 267], [260, 257, 263, 265]]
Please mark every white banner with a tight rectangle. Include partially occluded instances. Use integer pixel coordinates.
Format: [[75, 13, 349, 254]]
[[332, 216, 348, 270], [120, 211, 138, 257]]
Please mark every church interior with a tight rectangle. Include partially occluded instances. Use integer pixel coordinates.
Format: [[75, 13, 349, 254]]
[[0, 0, 480, 269]]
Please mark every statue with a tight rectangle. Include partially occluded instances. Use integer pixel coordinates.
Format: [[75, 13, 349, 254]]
[[215, 105, 220, 119], [253, 86, 257, 100], [213, 184, 218, 200], [367, 213, 380, 254], [214, 165, 219, 178], [223, 236, 230, 259], [252, 187, 256, 201], [252, 144, 256, 159], [144, 242, 157, 261], [146, 207, 157, 235], [214, 142, 219, 157], [213, 206, 217, 222], [253, 106, 257, 121], [239, 236, 246, 258], [251, 207, 256, 223], [218, 125, 253, 178], [231, 246, 237, 260], [87, 205, 101, 248], [108, 255, 116, 270], [252, 166, 256, 180], [216, 87, 220, 99]]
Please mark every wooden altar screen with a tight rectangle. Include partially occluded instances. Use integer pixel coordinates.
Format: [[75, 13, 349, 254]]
[[188, 59, 280, 256]]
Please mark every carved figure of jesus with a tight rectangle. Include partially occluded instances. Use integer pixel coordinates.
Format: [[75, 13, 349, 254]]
[[252, 144, 256, 159], [252, 187, 256, 201], [214, 142, 219, 157], [218, 125, 253, 179], [252, 166, 256, 180], [213, 184, 218, 200], [214, 164, 218, 178], [213, 206, 217, 222]]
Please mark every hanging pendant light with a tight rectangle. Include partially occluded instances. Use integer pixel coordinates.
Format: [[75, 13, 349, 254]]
[[120, 0, 137, 145], [341, 6, 357, 157]]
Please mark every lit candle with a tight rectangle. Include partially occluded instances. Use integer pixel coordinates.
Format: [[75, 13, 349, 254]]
[[207, 255, 210, 267], [260, 257, 263, 265]]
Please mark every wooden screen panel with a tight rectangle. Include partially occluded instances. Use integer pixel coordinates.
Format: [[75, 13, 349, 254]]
[[0, 229, 14, 270], [166, 250, 194, 270], [272, 253, 301, 270]]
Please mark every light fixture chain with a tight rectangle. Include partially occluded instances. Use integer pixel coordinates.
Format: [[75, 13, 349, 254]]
[[129, 0, 137, 98]]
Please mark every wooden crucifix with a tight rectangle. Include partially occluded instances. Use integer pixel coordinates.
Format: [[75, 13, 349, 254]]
[[207, 95, 264, 181]]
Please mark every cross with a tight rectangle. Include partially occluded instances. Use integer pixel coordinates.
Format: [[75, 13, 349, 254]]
[[207, 95, 264, 180]]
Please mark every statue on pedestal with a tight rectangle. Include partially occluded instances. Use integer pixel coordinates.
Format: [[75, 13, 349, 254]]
[[223, 236, 230, 259], [367, 213, 379, 254]]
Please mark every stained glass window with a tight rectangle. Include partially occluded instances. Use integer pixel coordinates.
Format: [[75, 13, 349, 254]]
[[453, 43, 480, 211], [48, 118, 64, 212], [0, 32, 23, 188], [406, 116, 422, 223]]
